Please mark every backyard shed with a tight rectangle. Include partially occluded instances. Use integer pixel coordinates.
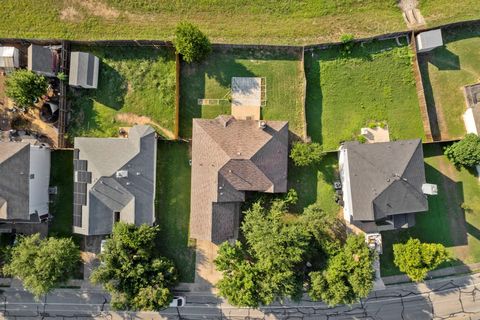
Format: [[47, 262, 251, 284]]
[[231, 77, 263, 120], [463, 83, 480, 135], [0, 46, 20, 70], [69, 52, 99, 89], [416, 29, 443, 53], [27, 44, 59, 77]]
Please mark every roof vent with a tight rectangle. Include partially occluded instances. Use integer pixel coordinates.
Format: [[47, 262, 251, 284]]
[[259, 121, 267, 129], [136, 172, 141, 176], [422, 183, 438, 195], [116, 170, 128, 178]]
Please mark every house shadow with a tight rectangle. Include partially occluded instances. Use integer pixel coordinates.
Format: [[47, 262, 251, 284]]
[[422, 47, 461, 71]]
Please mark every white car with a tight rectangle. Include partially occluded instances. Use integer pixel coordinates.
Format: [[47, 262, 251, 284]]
[[169, 296, 186, 307]]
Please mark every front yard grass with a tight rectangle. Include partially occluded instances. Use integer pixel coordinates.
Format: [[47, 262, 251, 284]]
[[419, 24, 480, 139], [155, 141, 195, 282], [48, 150, 74, 237], [288, 152, 340, 217], [380, 143, 480, 276], [305, 38, 425, 151], [68, 45, 176, 140], [179, 48, 305, 138]]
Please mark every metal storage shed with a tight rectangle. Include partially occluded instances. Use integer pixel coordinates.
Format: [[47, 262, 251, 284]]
[[27, 44, 59, 77], [416, 29, 443, 53], [0, 46, 20, 71], [69, 52, 99, 89]]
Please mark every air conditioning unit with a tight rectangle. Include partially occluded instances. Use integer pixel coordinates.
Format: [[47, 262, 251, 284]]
[[422, 183, 438, 195], [116, 170, 128, 178]]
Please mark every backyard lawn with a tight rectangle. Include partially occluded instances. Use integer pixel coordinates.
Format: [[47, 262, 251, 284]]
[[48, 150, 74, 237], [420, 1, 480, 28], [288, 152, 340, 217], [155, 141, 195, 282], [305, 38, 425, 151], [68, 45, 176, 140], [419, 24, 480, 139], [0, 0, 406, 45], [179, 47, 305, 138], [380, 143, 480, 276]]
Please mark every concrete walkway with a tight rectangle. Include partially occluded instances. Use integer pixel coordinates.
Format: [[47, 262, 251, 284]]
[[382, 262, 480, 285]]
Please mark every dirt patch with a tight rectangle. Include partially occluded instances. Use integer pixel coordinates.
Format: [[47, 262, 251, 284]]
[[78, 0, 120, 19], [60, 6, 83, 22], [115, 113, 175, 139]]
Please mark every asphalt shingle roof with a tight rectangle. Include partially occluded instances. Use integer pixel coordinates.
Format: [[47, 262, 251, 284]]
[[190, 116, 288, 244], [344, 139, 428, 222]]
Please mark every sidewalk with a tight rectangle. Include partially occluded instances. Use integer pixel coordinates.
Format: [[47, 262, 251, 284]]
[[382, 262, 480, 285]]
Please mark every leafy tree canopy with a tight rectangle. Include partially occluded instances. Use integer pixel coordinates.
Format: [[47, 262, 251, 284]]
[[90, 223, 178, 311], [174, 22, 211, 63], [444, 134, 480, 168], [308, 234, 375, 306], [290, 142, 324, 166], [393, 238, 449, 282], [5, 70, 48, 107], [3, 234, 80, 298]]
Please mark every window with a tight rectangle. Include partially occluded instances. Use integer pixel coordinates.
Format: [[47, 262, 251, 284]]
[[114, 211, 120, 223], [29, 174, 35, 179]]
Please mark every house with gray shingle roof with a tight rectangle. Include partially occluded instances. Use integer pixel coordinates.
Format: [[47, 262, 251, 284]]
[[339, 139, 435, 233], [0, 141, 51, 223], [190, 115, 289, 244], [73, 125, 156, 236]]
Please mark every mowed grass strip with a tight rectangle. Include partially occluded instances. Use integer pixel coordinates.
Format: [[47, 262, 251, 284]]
[[68, 45, 176, 139], [420, 1, 480, 28], [380, 143, 480, 276], [305, 39, 424, 150], [48, 150, 74, 237], [0, 0, 405, 45], [180, 48, 305, 138], [155, 141, 195, 282], [419, 24, 480, 139]]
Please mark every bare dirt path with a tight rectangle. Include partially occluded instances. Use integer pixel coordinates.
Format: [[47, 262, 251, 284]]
[[116, 113, 175, 139], [398, 0, 425, 28]]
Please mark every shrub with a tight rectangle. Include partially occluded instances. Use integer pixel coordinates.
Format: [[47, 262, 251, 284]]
[[393, 238, 449, 282], [290, 142, 324, 166], [5, 70, 48, 107], [357, 135, 367, 144], [57, 71, 67, 81], [340, 34, 355, 56], [444, 134, 480, 168], [174, 22, 211, 63]]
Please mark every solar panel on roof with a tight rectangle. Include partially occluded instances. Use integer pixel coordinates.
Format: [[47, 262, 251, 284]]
[[74, 182, 87, 194], [74, 160, 87, 171], [75, 171, 91, 183], [73, 204, 82, 227], [73, 149, 80, 160]]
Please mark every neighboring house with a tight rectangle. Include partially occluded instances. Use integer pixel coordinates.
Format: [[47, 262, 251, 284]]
[[69, 52, 99, 89], [463, 83, 480, 135], [0, 141, 50, 225], [27, 44, 60, 77], [190, 115, 288, 244], [73, 125, 157, 236], [416, 29, 443, 53], [339, 139, 436, 233]]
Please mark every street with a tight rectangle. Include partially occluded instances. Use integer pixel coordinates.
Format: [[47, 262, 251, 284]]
[[1, 273, 480, 319]]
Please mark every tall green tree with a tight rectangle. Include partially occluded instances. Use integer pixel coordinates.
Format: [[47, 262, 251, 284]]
[[174, 22, 211, 63], [308, 234, 375, 306], [90, 223, 178, 311], [444, 134, 480, 168], [3, 234, 80, 298], [5, 70, 48, 107], [290, 142, 324, 166], [393, 238, 449, 282]]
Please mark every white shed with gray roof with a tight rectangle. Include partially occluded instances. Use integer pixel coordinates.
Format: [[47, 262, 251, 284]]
[[416, 29, 443, 53], [69, 52, 99, 89]]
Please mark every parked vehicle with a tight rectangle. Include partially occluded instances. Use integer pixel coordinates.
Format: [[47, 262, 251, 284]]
[[169, 296, 186, 307]]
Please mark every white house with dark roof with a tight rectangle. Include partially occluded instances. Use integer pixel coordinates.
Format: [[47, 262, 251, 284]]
[[339, 139, 436, 233], [0, 141, 50, 222], [73, 125, 156, 236]]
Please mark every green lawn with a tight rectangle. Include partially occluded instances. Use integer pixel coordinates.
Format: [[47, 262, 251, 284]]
[[68, 45, 176, 140], [420, 1, 480, 28], [179, 48, 305, 138], [0, 0, 406, 45], [419, 24, 480, 139], [155, 141, 195, 282], [48, 150, 74, 237], [380, 143, 480, 276], [288, 152, 340, 217], [305, 38, 425, 151]]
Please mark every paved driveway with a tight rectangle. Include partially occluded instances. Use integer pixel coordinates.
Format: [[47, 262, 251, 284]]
[[193, 240, 222, 292]]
